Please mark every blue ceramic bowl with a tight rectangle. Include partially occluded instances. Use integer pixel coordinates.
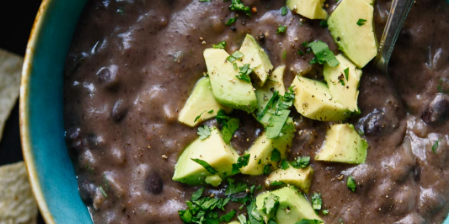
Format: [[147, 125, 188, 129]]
[[19, 0, 449, 224]]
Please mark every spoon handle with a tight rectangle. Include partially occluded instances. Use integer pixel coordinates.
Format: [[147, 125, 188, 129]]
[[375, 0, 414, 73]]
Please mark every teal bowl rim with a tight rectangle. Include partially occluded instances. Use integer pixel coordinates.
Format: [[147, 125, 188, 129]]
[[19, 0, 449, 224]]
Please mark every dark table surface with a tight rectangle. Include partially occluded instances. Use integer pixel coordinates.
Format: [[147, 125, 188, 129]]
[[0, 0, 45, 223]]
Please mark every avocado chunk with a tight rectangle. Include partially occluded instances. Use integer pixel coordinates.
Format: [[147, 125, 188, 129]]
[[266, 166, 314, 193], [255, 66, 286, 125], [204, 48, 258, 113], [323, 54, 362, 113], [178, 77, 233, 127], [240, 119, 295, 176], [328, 0, 377, 68], [316, 124, 368, 164], [287, 0, 327, 20], [291, 76, 350, 122], [239, 34, 274, 87], [173, 127, 239, 185], [256, 186, 323, 223], [205, 174, 223, 187]]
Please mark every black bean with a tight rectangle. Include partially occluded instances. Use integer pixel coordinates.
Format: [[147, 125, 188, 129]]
[[422, 94, 449, 124], [97, 66, 119, 89], [78, 180, 96, 205], [145, 172, 163, 194], [111, 99, 129, 122]]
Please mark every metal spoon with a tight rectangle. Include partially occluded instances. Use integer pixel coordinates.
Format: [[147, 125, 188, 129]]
[[374, 0, 414, 73]]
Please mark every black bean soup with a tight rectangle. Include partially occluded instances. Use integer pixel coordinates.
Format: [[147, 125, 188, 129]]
[[63, 0, 449, 223]]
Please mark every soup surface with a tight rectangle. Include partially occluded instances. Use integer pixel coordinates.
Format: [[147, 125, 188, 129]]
[[64, 0, 449, 223]]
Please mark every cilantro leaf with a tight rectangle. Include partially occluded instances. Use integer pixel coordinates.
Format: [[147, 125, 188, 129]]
[[194, 110, 207, 122], [212, 41, 227, 49], [216, 109, 231, 126], [191, 158, 217, 174], [238, 214, 247, 224], [248, 200, 264, 224], [344, 67, 349, 81], [197, 125, 211, 140], [257, 91, 279, 121], [280, 160, 289, 170], [225, 181, 248, 195], [320, 20, 328, 28], [222, 118, 240, 143], [432, 139, 441, 154], [290, 156, 310, 168], [231, 154, 250, 175], [356, 18, 367, 26], [266, 110, 290, 139], [263, 194, 280, 217], [227, 51, 244, 62], [270, 181, 285, 186], [307, 41, 340, 67], [229, 0, 252, 16], [263, 164, 273, 175], [311, 193, 322, 210], [226, 17, 237, 25], [347, 175, 356, 192], [295, 219, 324, 224], [236, 64, 253, 83], [220, 209, 236, 222], [178, 209, 193, 222], [271, 148, 281, 162], [281, 6, 288, 16], [191, 187, 205, 201], [277, 25, 287, 34], [322, 209, 329, 215]]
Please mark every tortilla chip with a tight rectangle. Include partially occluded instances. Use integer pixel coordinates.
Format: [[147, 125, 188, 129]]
[[0, 162, 38, 224], [0, 49, 22, 143]]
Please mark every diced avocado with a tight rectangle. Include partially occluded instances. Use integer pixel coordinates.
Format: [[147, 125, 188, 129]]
[[291, 76, 350, 122], [287, 0, 327, 20], [323, 54, 362, 113], [316, 124, 368, 164], [205, 174, 223, 187], [240, 119, 295, 176], [239, 34, 274, 87], [266, 166, 314, 193], [328, 0, 377, 68], [204, 49, 258, 113], [256, 186, 323, 223], [178, 77, 233, 127], [255, 66, 286, 125], [173, 127, 239, 185]]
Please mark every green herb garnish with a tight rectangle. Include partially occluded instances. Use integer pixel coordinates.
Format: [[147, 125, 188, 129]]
[[229, 0, 252, 16], [236, 64, 253, 83], [280, 159, 290, 170], [263, 194, 280, 217], [432, 139, 441, 154], [191, 187, 205, 201], [226, 17, 237, 25], [231, 154, 251, 175], [98, 186, 108, 198], [307, 41, 340, 67], [270, 181, 285, 186], [319, 20, 328, 28], [225, 180, 248, 195], [197, 125, 211, 140], [311, 193, 322, 210], [357, 18, 367, 26], [344, 67, 349, 81], [281, 6, 288, 16], [222, 118, 240, 143], [347, 175, 356, 192], [212, 41, 227, 49], [290, 156, 310, 168], [194, 110, 207, 122], [322, 209, 329, 215], [295, 219, 324, 224], [220, 209, 236, 222], [227, 51, 244, 62], [277, 25, 287, 34], [263, 164, 273, 175], [191, 158, 217, 174], [271, 148, 281, 162]]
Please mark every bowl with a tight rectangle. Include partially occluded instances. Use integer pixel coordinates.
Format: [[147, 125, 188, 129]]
[[19, 0, 449, 224], [20, 0, 91, 223]]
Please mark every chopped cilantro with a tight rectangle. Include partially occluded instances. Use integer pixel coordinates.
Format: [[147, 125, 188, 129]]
[[263, 164, 273, 175], [231, 154, 251, 175], [311, 193, 322, 210], [432, 139, 441, 154], [356, 18, 367, 26], [290, 156, 310, 168], [266, 110, 290, 139], [307, 41, 340, 67], [301, 41, 309, 47], [216, 109, 231, 126], [322, 209, 329, 215], [347, 175, 356, 192], [194, 110, 207, 122], [229, 0, 252, 16], [295, 219, 324, 224], [271, 148, 281, 162], [222, 118, 240, 143], [319, 20, 328, 28], [220, 209, 236, 222], [98, 186, 108, 198], [263, 194, 280, 217], [197, 125, 211, 140], [208, 109, 214, 114], [282, 50, 287, 60], [257, 91, 279, 121], [281, 6, 288, 16], [233, 62, 238, 70], [270, 181, 285, 186], [227, 51, 244, 62], [344, 67, 349, 81], [191, 158, 217, 174], [238, 214, 247, 224], [236, 64, 253, 83], [226, 17, 237, 25], [280, 159, 290, 170], [225, 181, 248, 195], [191, 188, 205, 201], [277, 25, 287, 34], [212, 41, 227, 49]]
